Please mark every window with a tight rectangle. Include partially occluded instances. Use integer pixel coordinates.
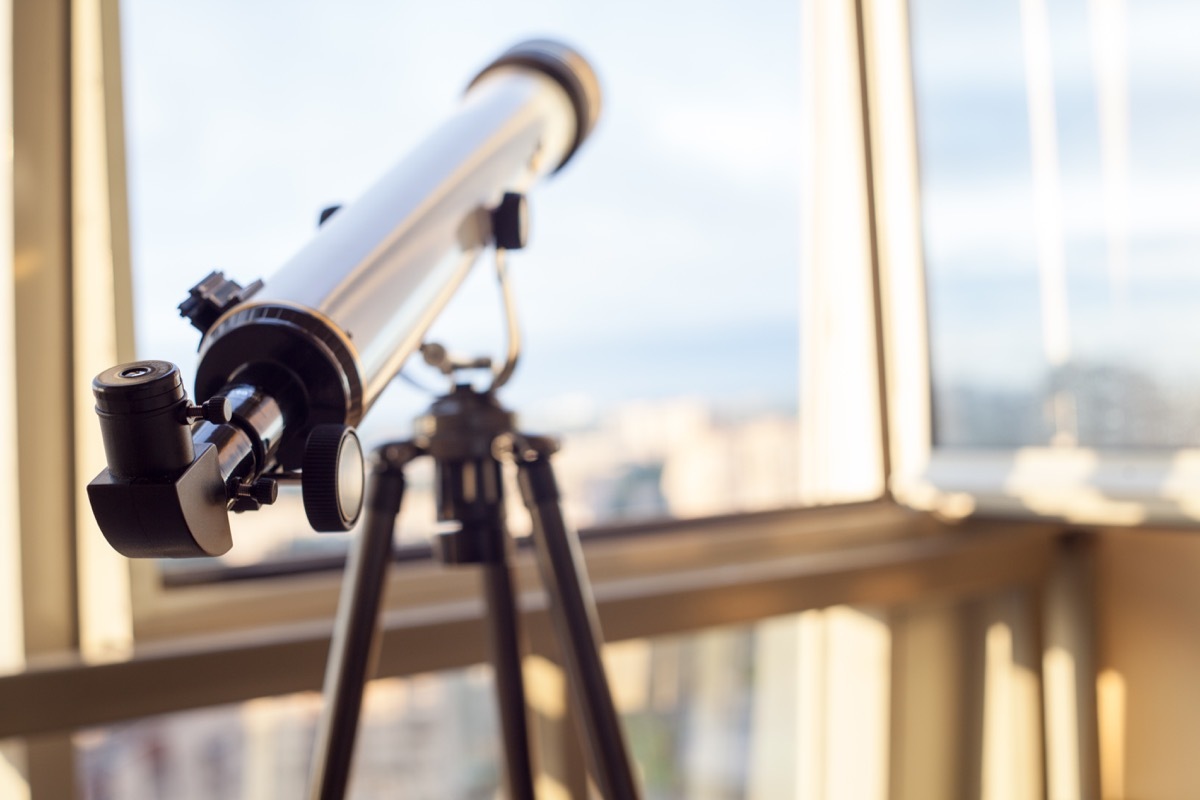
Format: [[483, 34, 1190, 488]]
[[77, 668, 502, 799], [875, 0, 1200, 522], [121, 0, 806, 573], [912, 0, 1200, 449], [76, 613, 891, 799]]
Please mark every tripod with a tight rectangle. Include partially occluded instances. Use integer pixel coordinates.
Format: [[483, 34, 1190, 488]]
[[306, 382, 641, 799]]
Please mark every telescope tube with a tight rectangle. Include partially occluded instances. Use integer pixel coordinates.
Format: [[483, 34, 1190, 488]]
[[197, 40, 600, 470], [88, 40, 601, 556]]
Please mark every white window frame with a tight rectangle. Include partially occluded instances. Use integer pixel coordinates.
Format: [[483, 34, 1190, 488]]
[[862, 0, 1200, 528]]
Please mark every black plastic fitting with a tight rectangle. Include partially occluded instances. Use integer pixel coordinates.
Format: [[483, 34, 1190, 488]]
[[93, 360, 195, 479]]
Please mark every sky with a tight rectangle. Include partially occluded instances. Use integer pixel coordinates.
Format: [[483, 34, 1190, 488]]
[[120, 0, 1200, 452], [119, 0, 804, 441], [911, 0, 1200, 399]]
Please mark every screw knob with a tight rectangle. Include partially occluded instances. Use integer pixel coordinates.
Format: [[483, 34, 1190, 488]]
[[490, 192, 528, 250], [183, 397, 233, 425], [302, 424, 365, 532], [229, 477, 279, 513], [318, 204, 342, 227]]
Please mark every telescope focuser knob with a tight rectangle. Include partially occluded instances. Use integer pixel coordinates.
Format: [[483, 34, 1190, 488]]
[[302, 424, 365, 532]]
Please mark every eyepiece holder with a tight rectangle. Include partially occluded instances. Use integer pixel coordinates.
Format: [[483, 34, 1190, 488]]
[[88, 360, 233, 557]]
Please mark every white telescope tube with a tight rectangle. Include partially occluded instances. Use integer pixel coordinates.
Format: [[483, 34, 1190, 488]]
[[193, 40, 601, 467]]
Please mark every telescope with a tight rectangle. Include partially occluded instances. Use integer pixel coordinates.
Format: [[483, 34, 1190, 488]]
[[86, 40, 642, 800], [87, 39, 600, 557]]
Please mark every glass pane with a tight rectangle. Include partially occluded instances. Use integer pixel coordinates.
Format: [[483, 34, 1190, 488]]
[[911, 0, 1200, 448], [606, 610, 889, 799], [76, 667, 500, 799], [122, 1, 803, 570], [78, 611, 878, 798]]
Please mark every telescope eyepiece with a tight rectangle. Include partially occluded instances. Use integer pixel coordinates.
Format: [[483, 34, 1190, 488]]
[[94, 360, 196, 479], [94, 360, 186, 416]]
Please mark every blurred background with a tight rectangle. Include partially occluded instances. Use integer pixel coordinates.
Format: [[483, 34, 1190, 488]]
[[5, 0, 1200, 797]]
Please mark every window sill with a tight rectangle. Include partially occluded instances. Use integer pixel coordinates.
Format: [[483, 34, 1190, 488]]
[[899, 447, 1200, 527]]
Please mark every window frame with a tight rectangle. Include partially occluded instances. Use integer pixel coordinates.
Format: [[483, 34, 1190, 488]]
[[862, 0, 1200, 528]]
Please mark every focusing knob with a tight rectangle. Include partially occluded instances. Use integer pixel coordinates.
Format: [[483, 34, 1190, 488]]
[[302, 424, 365, 532]]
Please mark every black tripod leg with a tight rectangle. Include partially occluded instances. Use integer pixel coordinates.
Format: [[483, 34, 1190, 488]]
[[515, 446, 641, 800], [436, 458, 536, 800], [307, 444, 416, 800], [481, 551, 537, 800]]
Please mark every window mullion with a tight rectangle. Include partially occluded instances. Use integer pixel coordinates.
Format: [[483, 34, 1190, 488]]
[[798, 0, 886, 505], [70, 0, 134, 663], [11, 0, 82, 789]]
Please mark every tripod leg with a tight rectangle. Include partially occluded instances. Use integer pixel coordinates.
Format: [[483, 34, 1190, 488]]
[[436, 458, 536, 800], [307, 444, 416, 800], [481, 548, 537, 800], [515, 444, 642, 800]]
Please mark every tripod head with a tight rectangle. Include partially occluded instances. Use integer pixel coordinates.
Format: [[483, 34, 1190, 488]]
[[87, 40, 601, 557]]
